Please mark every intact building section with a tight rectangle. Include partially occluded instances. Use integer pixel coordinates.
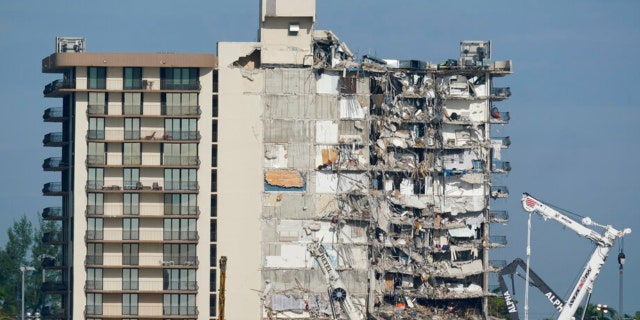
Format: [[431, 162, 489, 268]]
[[41, 37, 217, 319], [217, 1, 512, 319]]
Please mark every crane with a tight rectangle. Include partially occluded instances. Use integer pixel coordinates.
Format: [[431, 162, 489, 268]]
[[307, 240, 363, 320], [518, 193, 631, 320], [499, 258, 565, 320]]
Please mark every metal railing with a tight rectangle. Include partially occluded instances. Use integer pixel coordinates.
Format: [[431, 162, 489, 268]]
[[42, 182, 63, 193], [43, 157, 67, 169], [164, 181, 199, 190], [87, 104, 107, 115], [43, 132, 65, 145], [161, 104, 201, 116], [162, 131, 201, 141], [43, 107, 64, 120], [163, 156, 200, 166], [163, 231, 199, 241], [43, 79, 75, 95], [164, 206, 200, 216], [160, 80, 201, 91], [42, 207, 63, 218]]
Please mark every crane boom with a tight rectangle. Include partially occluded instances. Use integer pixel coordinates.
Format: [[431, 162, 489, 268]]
[[307, 241, 363, 320], [521, 193, 631, 320]]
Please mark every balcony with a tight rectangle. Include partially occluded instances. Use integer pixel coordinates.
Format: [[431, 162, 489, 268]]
[[43, 132, 68, 146], [163, 156, 200, 166], [164, 181, 199, 191], [488, 210, 509, 223], [87, 104, 107, 115], [42, 256, 61, 268], [43, 107, 66, 122], [43, 79, 75, 97], [42, 207, 65, 219], [491, 87, 512, 100], [491, 136, 511, 149], [85, 230, 104, 241], [41, 281, 68, 292], [43, 182, 66, 196], [163, 306, 199, 316], [491, 160, 511, 173], [161, 104, 201, 116], [490, 186, 509, 199], [42, 306, 66, 317], [86, 180, 105, 191], [123, 105, 142, 115], [489, 235, 508, 247], [160, 80, 201, 91], [164, 231, 199, 241], [162, 131, 201, 141], [164, 205, 200, 216], [42, 157, 68, 171], [85, 255, 104, 266], [86, 154, 106, 165], [86, 205, 104, 215], [43, 232, 65, 244], [161, 256, 199, 267], [84, 306, 103, 316], [489, 259, 507, 271], [490, 108, 510, 124]]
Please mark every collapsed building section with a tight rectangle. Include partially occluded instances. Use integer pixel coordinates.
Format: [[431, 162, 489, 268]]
[[254, 36, 512, 320]]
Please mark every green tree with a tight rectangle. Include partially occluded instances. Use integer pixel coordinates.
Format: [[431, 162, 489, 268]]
[[488, 288, 510, 319], [0, 215, 34, 315]]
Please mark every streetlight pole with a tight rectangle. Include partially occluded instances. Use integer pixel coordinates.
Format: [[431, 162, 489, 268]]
[[617, 238, 626, 320], [19, 266, 36, 320]]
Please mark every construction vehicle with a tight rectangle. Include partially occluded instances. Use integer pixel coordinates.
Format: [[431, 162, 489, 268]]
[[307, 240, 364, 320], [499, 258, 565, 320], [501, 193, 631, 320]]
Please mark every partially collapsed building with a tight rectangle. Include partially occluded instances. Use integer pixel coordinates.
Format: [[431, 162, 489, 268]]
[[217, 0, 512, 319], [39, 0, 512, 319]]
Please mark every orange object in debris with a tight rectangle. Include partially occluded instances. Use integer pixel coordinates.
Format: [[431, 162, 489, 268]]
[[265, 170, 304, 188]]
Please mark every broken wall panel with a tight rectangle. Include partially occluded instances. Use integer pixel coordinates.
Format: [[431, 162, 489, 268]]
[[265, 68, 316, 94], [264, 94, 315, 119], [264, 119, 313, 143], [315, 171, 369, 194], [313, 94, 339, 120]]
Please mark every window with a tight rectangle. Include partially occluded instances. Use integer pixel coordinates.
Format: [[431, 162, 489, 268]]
[[164, 118, 198, 140], [87, 193, 104, 215], [164, 194, 198, 215], [87, 218, 104, 240], [164, 169, 197, 190], [123, 92, 142, 115], [122, 243, 139, 265], [211, 195, 217, 217], [122, 268, 139, 290], [163, 244, 197, 266], [88, 67, 106, 89], [123, 193, 139, 215], [86, 293, 103, 315], [124, 118, 140, 140], [86, 268, 103, 290], [123, 67, 142, 90], [87, 168, 104, 190], [162, 93, 199, 115], [88, 117, 105, 140], [87, 142, 105, 165], [163, 143, 198, 166], [164, 218, 197, 240], [163, 269, 196, 290], [123, 168, 140, 190], [163, 294, 197, 315], [123, 143, 141, 165], [87, 243, 103, 265], [123, 218, 139, 240], [88, 92, 107, 114], [161, 68, 199, 90], [122, 293, 138, 315], [211, 220, 217, 242]]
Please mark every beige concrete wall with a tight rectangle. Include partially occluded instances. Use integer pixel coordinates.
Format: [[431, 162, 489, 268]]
[[261, 0, 315, 21], [217, 42, 264, 320], [260, 17, 314, 66]]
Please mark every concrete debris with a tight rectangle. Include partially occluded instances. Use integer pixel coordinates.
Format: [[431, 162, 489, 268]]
[[260, 37, 511, 320]]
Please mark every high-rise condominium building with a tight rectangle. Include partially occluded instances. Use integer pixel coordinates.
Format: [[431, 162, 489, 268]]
[[41, 1, 511, 319]]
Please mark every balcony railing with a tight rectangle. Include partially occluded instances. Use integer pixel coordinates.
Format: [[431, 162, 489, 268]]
[[43, 182, 64, 195], [43, 107, 65, 122], [491, 87, 512, 99], [42, 207, 63, 219], [162, 256, 199, 266], [43, 79, 75, 95], [43, 132, 67, 146], [85, 255, 104, 266], [164, 281, 198, 291], [85, 280, 103, 290], [86, 154, 106, 165], [87, 130, 105, 140], [164, 231, 199, 241], [164, 205, 200, 216], [42, 256, 59, 267], [489, 210, 509, 223], [124, 130, 141, 140], [87, 104, 107, 115], [490, 109, 510, 123], [43, 232, 64, 244], [123, 105, 142, 115], [86, 180, 105, 191], [86, 205, 104, 215], [164, 181, 199, 190], [490, 186, 509, 199], [160, 80, 201, 91], [42, 281, 68, 291], [489, 259, 507, 269], [163, 306, 198, 316], [43, 157, 68, 171], [85, 230, 104, 240], [161, 104, 201, 116], [491, 160, 511, 173], [491, 136, 511, 148], [489, 235, 508, 247], [162, 131, 201, 141], [163, 156, 200, 166], [84, 305, 103, 316]]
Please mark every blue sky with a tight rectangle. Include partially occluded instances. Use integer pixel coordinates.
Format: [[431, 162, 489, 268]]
[[1, 0, 638, 318]]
